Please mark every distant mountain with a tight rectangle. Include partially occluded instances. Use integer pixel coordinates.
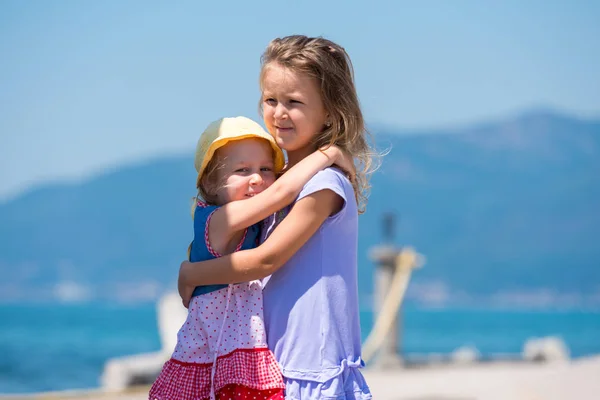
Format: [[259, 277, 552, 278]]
[[1, 110, 599, 308]]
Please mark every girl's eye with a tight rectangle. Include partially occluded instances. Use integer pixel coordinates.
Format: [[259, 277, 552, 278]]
[[289, 99, 302, 105], [235, 168, 249, 173], [261, 167, 273, 172], [264, 98, 276, 105]]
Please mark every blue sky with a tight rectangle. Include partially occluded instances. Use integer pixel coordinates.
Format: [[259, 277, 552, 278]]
[[1, 0, 599, 200]]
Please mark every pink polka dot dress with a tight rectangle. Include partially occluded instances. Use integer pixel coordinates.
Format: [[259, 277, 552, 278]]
[[149, 202, 284, 400]]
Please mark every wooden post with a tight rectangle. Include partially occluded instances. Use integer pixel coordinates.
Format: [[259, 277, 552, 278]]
[[370, 245, 404, 368], [368, 212, 404, 368]]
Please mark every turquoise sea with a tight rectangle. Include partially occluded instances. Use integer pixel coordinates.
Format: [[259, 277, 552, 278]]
[[1, 303, 599, 394]]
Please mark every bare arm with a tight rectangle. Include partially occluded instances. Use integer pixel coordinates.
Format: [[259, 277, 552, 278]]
[[208, 146, 347, 253], [180, 189, 343, 296]]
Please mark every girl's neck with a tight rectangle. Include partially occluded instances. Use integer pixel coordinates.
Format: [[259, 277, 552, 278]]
[[285, 146, 317, 169]]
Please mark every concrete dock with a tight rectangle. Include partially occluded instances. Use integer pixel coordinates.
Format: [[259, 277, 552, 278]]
[[3, 355, 599, 400]]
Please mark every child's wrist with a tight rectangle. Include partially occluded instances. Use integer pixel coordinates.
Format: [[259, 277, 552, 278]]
[[320, 146, 339, 161], [332, 147, 342, 164], [179, 261, 191, 283]]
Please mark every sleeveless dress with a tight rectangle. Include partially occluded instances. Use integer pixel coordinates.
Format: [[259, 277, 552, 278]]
[[149, 201, 284, 400]]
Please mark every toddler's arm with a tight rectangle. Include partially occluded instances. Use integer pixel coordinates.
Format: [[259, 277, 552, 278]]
[[180, 188, 343, 306], [209, 146, 347, 247]]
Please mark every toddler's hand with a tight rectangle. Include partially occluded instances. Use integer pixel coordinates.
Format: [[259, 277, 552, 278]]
[[178, 260, 194, 308], [320, 145, 356, 183]]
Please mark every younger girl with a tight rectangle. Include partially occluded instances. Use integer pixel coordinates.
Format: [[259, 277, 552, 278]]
[[178, 36, 376, 399], [149, 116, 352, 400]]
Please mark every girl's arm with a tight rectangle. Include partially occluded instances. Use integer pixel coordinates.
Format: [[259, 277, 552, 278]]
[[179, 189, 343, 305], [209, 146, 350, 247]]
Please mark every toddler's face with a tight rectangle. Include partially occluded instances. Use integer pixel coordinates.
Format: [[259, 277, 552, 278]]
[[215, 138, 276, 204]]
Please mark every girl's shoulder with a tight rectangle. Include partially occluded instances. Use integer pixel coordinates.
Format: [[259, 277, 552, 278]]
[[191, 200, 261, 261], [297, 167, 352, 203], [297, 167, 356, 221], [193, 200, 219, 224]]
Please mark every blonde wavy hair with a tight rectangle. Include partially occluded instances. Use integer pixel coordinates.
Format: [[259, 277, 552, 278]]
[[196, 154, 224, 206], [259, 35, 379, 213]]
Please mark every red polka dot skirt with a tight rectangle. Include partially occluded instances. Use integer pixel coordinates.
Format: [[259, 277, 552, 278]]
[[149, 282, 284, 400]]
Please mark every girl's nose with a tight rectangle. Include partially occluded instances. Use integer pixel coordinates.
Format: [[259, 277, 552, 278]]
[[249, 172, 263, 186], [274, 103, 287, 119]]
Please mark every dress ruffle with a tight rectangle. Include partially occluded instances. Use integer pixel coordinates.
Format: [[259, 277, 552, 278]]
[[283, 365, 372, 400], [149, 348, 284, 400]]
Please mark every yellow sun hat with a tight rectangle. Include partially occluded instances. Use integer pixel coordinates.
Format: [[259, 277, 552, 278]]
[[194, 116, 285, 178]]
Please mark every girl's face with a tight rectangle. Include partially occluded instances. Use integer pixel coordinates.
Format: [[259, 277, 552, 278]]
[[214, 138, 276, 204], [261, 63, 328, 160]]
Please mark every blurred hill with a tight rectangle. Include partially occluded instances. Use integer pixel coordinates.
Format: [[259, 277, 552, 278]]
[[1, 109, 599, 307]]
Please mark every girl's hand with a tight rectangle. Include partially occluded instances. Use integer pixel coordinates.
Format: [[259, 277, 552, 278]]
[[320, 146, 356, 183], [178, 261, 194, 308]]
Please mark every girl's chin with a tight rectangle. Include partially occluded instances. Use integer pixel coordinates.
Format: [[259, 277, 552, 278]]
[[274, 137, 292, 150]]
